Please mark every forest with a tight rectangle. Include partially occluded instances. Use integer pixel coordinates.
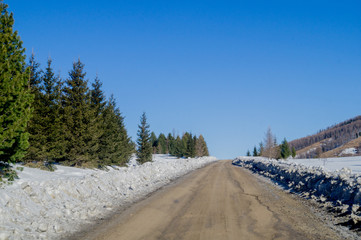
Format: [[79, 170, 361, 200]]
[[0, 1, 209, 179]]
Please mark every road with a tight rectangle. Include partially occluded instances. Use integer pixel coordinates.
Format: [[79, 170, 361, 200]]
[[80, 160, 343, 240]]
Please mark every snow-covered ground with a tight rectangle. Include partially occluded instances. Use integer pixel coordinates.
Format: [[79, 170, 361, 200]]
[[0, 155, 217, 240], [233, 156, 361, 229], [289, 155, 361, 173]]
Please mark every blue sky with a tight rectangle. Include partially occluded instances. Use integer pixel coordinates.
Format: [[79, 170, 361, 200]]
[[9, 0, 361, 159]]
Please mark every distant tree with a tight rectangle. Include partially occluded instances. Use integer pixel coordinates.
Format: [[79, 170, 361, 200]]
[[253, 146, 258, 156], [136, 112, 152, 163], [174, 135, 183, 157], [167, 133, 175, 155], [291, 147, 296, 158], [158, 133, 167, 154], [0, 2, 33, 163], [258, 142, 264, 156], [150, 132, 158, 154], [263, 127, 277, 159], [280, 138, 291, 159], [246, 150, 251, 156]]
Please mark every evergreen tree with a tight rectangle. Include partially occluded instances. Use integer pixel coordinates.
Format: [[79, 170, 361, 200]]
[[26, 58, 64, 162], [98, 95, 132, 166], [62, 59, 100, 167], [25, 54, 44, 162], [292, 147, 297, 158], [195, 134, 209, 157], [174, 135, 183, 157], [0, 2, 33, 163], [91, 75, 106, 116], [246, 150, 251, 156], [150, 132, 158, 154], [167, 133, 175, 155], [280, 138, 291, 159], [253, 146, 258, 156], [136, 112, 152, 163], [158, 133, 167, 154]]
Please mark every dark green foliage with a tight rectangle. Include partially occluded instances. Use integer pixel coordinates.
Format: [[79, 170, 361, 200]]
[[62, 59, 100, 167], [253, 146, 258, 156], [280, 138, 291, 159], [0, 2, 33, 163], [167, 133, 176, 155], [292, 147, 296, 158], [136, 112, 152, 163], [98, 95, 133, 166], [150, 132, 158, 154], [157, 133, 167, 154], [246, 150, 251, 156], [25, 58, 65, 162]]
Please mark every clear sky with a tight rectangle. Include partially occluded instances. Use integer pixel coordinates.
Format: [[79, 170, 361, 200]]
[[9, 0, 361, 159]]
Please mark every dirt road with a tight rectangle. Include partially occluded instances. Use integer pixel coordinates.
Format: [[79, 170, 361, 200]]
[[80, 160, 344, 240]]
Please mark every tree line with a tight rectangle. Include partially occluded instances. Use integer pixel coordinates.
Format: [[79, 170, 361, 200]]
[[247, 127, 296, 160], [150, 132, 209, 158], [0, 1, 210, 176]]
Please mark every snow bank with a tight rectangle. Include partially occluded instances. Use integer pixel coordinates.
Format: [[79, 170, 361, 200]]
[[0, 155, 217, 240], [233, 157, 361, 224]]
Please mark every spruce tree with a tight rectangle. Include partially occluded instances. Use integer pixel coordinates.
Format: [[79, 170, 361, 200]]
[[62, 59, 99, 167], [158, 133, 167, 154], [253, 146, 258, 156], [150, 132, 158, 154], [99, 95, 132, 166], [0, 2, 33, 163], [167, 133, 175, 155], [136, 112, 152, 163], [280, 138, 291, 159], [25, 54, 44, 162], [292, 147, 297, 158], [174, 135, 183, 157]]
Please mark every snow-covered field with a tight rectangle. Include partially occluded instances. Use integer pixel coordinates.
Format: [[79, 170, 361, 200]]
[[233, 156, 361, 228], [289, 155, 361, 173], [0, 155, 217, 240]]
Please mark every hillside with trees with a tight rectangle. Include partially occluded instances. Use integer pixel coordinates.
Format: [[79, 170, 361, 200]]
[[289, 116, 361, 158]]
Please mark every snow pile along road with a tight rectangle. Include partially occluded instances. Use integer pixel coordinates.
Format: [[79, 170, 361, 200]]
[[0, 155, 217, 240], [233, 157, 361, 226]]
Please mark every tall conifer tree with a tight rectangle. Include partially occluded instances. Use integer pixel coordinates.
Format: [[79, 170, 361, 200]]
[[136, 112, 152, 163], [0, 2, 33, 163], [62, 59, 99, 166]]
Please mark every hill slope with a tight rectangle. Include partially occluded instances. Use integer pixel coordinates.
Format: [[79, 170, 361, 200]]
[[290, 116, 361, 158]]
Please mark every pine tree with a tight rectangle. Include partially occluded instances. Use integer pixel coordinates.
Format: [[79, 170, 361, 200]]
[[62, 59, 100, 167], [136, 112, 152, 163], [158, 133, 167, 154], [99, 95, 132, 166], [167, 133, 175, 155], [42, 58, 65, 162], [280, 138, 291, 159], [292, 147, 297, 158], [150, 132, 158, 154], [25, 54, 44, 162], [174, 135, 183, 157], [253, 146, 258, 156], [0, 2, 33, 163]]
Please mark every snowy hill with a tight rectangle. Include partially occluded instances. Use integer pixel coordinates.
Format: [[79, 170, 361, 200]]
[[0, 155, 217, 240]]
